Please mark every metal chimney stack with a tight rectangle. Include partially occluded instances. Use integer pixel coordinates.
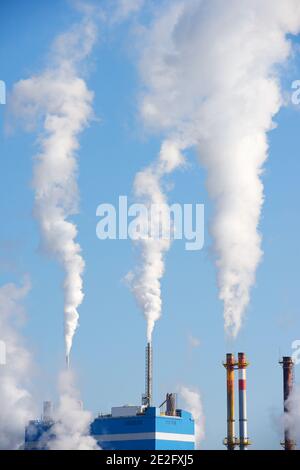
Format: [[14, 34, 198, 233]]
[[279, 356, 296, 450], [166, 393, 177, 416], [238, 352, 250, 450], [43, 401, 52, 422], [223, 353, 238, 450], [144, 342, 153, 407]]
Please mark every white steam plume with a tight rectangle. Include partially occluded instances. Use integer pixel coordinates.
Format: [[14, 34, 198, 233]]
[[46, 370, 98, 450], [284, 384, 300, 447], [11, 17, 96, 358], [128, 140, 184, 342], [137, 0, 300, 336], [111, 0, 144, 23], [0, 278, 34, 449], [180, 386, 205, 448]]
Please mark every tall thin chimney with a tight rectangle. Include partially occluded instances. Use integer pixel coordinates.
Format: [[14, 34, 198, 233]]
[[238, 352, 250, 450], [144, 342, 152, 407], [279, 356, 295, 450], [223, 353, 238, 450]]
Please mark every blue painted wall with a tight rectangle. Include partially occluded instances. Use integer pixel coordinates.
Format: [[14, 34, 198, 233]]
[[91, 407, 195, 450], [25, 407, 195, 450]]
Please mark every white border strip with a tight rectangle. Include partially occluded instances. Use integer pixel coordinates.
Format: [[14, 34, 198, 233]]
[[93, 432, 195, 442]]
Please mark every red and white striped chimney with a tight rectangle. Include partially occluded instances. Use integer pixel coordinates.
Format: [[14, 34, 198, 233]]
[[238, 352, 249, 450]]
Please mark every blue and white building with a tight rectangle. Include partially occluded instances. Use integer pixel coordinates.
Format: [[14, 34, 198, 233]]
[[25, 344, 196, 450], [91, 405, 195, 450], [25, 402, 195, 450]]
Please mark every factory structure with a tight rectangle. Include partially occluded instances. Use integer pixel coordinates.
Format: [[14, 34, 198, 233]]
[[24, 347, 297, 450], [223, 352, 250, 450], [279, 356, 296, 451], [25, 342, 195, 450], [222, 352, 297, 451]]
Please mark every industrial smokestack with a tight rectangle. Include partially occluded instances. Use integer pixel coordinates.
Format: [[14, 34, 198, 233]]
[[43, 401, 53, 422], [280, 356, 296, 450], [143, 342, 153, 407], [238, 352, 250, 450], [223, 353, 238, 450], [166, 393, 177, 417]]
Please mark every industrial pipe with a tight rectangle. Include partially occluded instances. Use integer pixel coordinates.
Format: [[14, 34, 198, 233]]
[[238, 352, 250, 450], [144, 342, 152, 407], [223, 353, 238, 450], [279, 356, 295, 450], [43, 401, 52, 422], [166, 393, 177, 416]]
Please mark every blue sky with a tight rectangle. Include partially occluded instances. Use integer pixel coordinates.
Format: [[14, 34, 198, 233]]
[[1, 0, 300, 450]]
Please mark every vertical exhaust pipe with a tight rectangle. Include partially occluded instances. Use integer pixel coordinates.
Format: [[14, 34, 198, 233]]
[[144, 342, 152, 407], [279, 356, 295, 450], [223, 353, 238, 450], [166, 393, 177, 416], [238, 352, 250, 450], [43, 401, 53, 422]]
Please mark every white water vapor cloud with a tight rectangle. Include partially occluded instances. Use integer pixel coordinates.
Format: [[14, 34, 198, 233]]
[[46, 370, 98, 450], [188, 334, 201, 349], [180, 385, 205, 448], [11, 17, 96, 359], [112, 0, 144, 23], [0, 278, 34, 449], [137, 0, 300, 336], [284, 384, 300, 447], [127, 140, 184, 342]]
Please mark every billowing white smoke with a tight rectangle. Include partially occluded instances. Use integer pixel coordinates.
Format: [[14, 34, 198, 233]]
[[0, 278, 34, 449], [46, 371, 98, 450], [284, 385, 300, 446], [180, 386, 205, 448], [111, 0, 144, 23], [11, 18, 96, 358], [138, 0, 300, 336], [128, 140, 184, 341]]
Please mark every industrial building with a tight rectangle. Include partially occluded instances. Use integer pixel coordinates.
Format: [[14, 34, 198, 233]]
[[25, 402, 195, 450], [24, 348, 297, 450], [24, 342, 196, 450]]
